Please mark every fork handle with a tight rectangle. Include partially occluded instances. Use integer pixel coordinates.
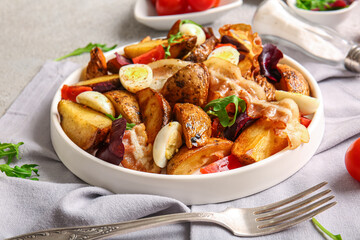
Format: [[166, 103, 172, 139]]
[[7, 212, 223, 240]]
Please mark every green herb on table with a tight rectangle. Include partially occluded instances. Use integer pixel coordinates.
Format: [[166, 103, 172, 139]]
[[312, 218, 342, 240], [204, 95, 246, 127], [0, 142, 24, 164], [0, 164, 39, 181], [106, 114, 135, 130], [0, 142, 39, 180], [55, 43, 117, 61]]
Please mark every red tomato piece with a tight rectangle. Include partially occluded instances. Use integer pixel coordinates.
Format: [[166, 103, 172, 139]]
[[345, 137, 360, 182], [200, 155, 242, 174], [213, 0, 220, 7], [61, 85, 92, 102], [156, 0, 188, 15], [188, 0, 216, 11], [300, 116, 311, 128], [215, 43, 238, 50], [132, 45, 165, 64]]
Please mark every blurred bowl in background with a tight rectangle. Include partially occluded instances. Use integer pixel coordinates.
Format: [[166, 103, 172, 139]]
[[286, 0, 358, 28], [134, 0, 243, 31]]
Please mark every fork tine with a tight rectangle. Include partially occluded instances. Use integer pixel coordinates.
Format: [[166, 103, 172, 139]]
[[258, 196, 335, 228], [257, 202, 337, 234], [254, 182, 328, 214], [255, 189, 331, 221]]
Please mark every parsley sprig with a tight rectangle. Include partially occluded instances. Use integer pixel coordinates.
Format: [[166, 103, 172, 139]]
[[312, 218, 342, 240], [106, 114, 136, 130], [0, 142, 24, 164], [55, 43, 117, 61], [0, 142, 40, 180], [163, 19, 204, 58], [204, 95, 246, 127]]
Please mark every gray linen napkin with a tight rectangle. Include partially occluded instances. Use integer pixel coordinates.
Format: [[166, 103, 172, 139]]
[[1, 53, 360, 240]]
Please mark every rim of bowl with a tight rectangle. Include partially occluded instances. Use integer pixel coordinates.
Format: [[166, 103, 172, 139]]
[[287, 0, 358, 15], [51, 45, 323, 182], [134, 0, 243, 20]]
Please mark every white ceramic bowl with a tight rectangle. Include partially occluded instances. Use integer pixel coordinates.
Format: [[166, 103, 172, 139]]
[[134, 0, 243, 30], [50, 45, 324, 205], [287, 0, 359, 28]]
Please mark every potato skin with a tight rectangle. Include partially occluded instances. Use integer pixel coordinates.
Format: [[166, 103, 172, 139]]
[[58, 100, 112, 151], [75, 74, 121, 93], [136, 88, 171, 144], [184, 36, 219, 63], [231, 118, 288, 165], [167, 138, 233, 175], [174, 103, 212, 148], [104, 90, 141, 124], [161, 63, 210, 108], [274, 64, 310, 96], [85, 47, 108, 80]]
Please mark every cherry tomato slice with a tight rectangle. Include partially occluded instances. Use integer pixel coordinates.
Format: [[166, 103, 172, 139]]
[[345, 137, 360, 182], [300, 116, 311, 128], [132, 45, 165, 64], [156, 0, 188, 15], [61, 85, 92, 102], [188, 0, 216, 11], [200, 155, 242, 174]]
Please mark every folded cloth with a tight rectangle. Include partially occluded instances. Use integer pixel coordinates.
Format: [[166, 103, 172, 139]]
[[1, 53, 360, 240]]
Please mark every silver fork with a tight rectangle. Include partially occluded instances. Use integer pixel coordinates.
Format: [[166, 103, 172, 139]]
[[7, 182, 336, 240]]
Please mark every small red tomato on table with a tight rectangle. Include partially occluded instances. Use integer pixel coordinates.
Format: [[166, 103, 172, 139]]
[[345, 137, 360, 182]]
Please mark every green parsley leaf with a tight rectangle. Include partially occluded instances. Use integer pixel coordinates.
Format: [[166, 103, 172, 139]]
[[312, 218, 342, 240], [164, 31, 183, 58], [204, 95, 246, 128], [0, 142, 24, 164], [0, 164, 39, 181], [106, 114, 135, 130], [55, 43, 117, 61]]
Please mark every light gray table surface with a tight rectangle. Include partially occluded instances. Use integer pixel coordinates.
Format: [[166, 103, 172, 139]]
[[1, 0, 359, 117]]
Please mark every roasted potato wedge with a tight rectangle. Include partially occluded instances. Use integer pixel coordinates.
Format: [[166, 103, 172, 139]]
[[161, 63, 210, 108], [174, 103, 212, 148], [183, 36, 219, 63], [103, 90, 141, 124], [168, 35, 197, 59], [148, 59, 190, 91], [274, 64, 310, 96], [85, 47, 108, 80], [124, 36, 196, 59], [124, 39, 166, 59], [231, 118, 288, 165], [136, 88, 171, 143], [58, 100, 112, 151], [167, 138, 233, 175], [167, 20, 181, 38], [75, 74, 121, 93]]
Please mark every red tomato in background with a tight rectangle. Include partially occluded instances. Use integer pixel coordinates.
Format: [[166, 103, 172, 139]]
[[187, 0, 216, 11], [345, 137, 360, 182], [156, 0, 188, 15]]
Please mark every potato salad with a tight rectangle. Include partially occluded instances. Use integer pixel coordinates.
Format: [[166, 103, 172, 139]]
[[57, 20, 319, 175]]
